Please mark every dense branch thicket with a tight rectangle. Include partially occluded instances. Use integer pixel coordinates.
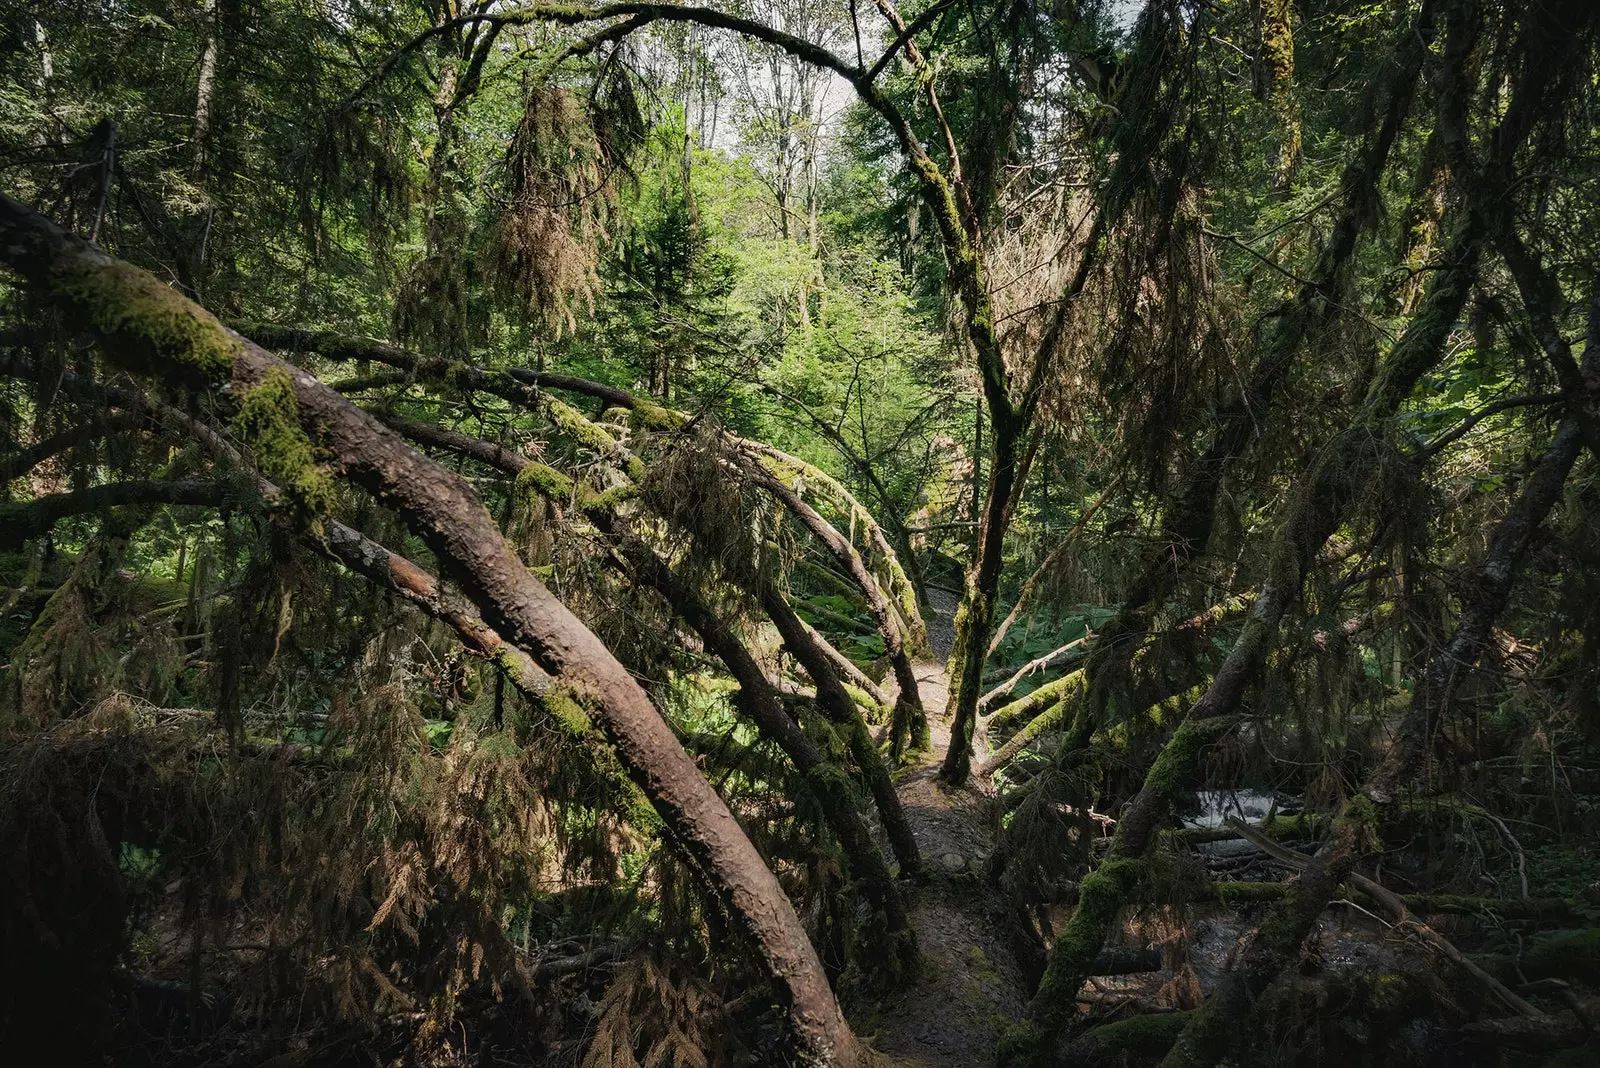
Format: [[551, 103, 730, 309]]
[[3, 0, 1599, 1065]]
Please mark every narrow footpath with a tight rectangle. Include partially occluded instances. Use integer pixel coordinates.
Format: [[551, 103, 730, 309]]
[[862, 589, 1029, 1067]]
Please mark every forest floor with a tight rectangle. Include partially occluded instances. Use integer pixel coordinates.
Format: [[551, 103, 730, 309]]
[[861, 589, 1030, 1067]]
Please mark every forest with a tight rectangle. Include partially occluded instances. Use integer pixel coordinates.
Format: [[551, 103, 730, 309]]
[[2, 0, 1599, 1064]]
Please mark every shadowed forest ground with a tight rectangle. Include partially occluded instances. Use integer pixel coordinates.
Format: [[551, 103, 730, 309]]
[[863, 589, 1030, 1066]]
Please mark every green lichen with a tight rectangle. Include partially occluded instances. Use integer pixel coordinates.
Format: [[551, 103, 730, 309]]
[[52, 258, 240, 382], [232, 367, 332, 518]]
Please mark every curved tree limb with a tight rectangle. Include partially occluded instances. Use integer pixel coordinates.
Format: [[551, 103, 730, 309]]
[[377, 407, 916, 940], [0, 194, 860, 1066], [237, 324, 932, 667]]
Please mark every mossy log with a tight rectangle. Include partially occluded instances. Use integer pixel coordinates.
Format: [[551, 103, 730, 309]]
[[0, 195, 860, 1066], [379, 409, 916, 937], [742, 439, 930, 656], [1000, 715, 1236, 1066], [1477, 929, 1600, 985], [986, 669, 1086, 739], [1057, 1011, 1195, 1067]]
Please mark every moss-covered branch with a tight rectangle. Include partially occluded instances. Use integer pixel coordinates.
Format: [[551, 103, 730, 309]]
[[0, 194, 860, 1066]]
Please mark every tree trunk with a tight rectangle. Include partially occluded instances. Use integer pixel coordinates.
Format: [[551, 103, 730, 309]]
[[378, 410, 915, 952], [940, 403, 1021, 781], [0, 193, 861, 1067], [761, 585, 923, 878]]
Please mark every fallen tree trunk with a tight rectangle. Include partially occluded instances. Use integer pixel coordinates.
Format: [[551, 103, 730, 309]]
[[740, 438, 930, 655], [242, 322, 932, 674], [737, 454, 928, 761], [0, 193, 861, 1067], [1158, 116, 1600, 1066], [388, 402, 920, 880], [376, 409, 916, 950], [761, 584, 923, 878]]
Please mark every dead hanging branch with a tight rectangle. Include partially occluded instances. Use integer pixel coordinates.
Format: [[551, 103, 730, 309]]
[[979, 633, 1093, 713], [1066, 0, 1444, 755], [0, 194, 860, 1067], [1020, 0, 1581, 1035]]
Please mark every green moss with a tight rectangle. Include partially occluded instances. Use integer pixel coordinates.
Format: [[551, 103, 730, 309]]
[[546, 397, 646, 482], [1366, 970, 1419, 1014], [1343, 792, 1382, 853], [999, 857, 1152, 1067], [1037, 856, 1145, 1000], [1083, 1009, 1195, 1052], [580, 484, 638, 513], [988, 670, 1086, 736], [1145, 715, 1235, 800], [536, 688, 662, 834], [842, 684, 888, 723], [232, 366, 331, 517], [52, 258, 240, 382], [628, 401, 683, 432], [514, 462, 575, 504], [1211, 880, 1291, 904]]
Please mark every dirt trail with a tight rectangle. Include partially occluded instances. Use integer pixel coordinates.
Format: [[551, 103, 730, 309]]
[[860, 589, 1028, 1067]]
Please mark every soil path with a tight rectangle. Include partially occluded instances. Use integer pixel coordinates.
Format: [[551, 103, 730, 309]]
[[861, 588, 1028, 1067]]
